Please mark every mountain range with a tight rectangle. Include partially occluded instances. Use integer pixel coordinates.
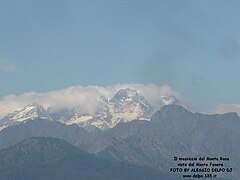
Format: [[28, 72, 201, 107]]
[[0, 88, 154, 131], [0, 137, 178, 180], [0, 104, 238, 179]]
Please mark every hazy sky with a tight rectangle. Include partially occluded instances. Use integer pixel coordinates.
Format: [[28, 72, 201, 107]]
[[1, 0, 240, 112]]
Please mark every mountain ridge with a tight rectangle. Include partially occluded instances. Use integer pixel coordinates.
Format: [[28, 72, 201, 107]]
[[0, 88, 155, 131], [0, 136, 179, 180], [0, 104, 52, 130], [0, 105, 239, 179]]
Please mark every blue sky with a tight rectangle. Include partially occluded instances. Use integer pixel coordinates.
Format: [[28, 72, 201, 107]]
[[1, 0, 240, 112]]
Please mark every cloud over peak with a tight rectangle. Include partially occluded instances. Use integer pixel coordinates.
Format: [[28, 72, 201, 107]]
[[0, 84, 181, 118]]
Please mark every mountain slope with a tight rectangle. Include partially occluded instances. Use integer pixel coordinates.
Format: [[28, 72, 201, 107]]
[[0, 137, 178, 180], [0, 119, 94, 150], [85, 105, 240, 179]]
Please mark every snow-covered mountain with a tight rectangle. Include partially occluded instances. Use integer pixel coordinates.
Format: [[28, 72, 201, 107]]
[[0, 104, 52, 130], [65, 88, 154, 130], [0, 89, 178, 131]]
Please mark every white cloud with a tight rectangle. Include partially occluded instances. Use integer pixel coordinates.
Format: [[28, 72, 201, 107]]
[[0, 59, 16, 72], [0, 84, 183, 118], [212, 103, 240, 115]]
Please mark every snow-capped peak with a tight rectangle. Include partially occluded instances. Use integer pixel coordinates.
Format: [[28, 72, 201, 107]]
[[65, 88, 154, 130], [7, 104, 51, 121], [0, 104, 52, 131], [112, 88, 138, 101], [111, 88, 144, 105], [110, 88, 153, 115]]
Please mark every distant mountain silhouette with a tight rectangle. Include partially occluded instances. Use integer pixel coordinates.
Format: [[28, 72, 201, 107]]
[[0, 137, 178, 180]]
